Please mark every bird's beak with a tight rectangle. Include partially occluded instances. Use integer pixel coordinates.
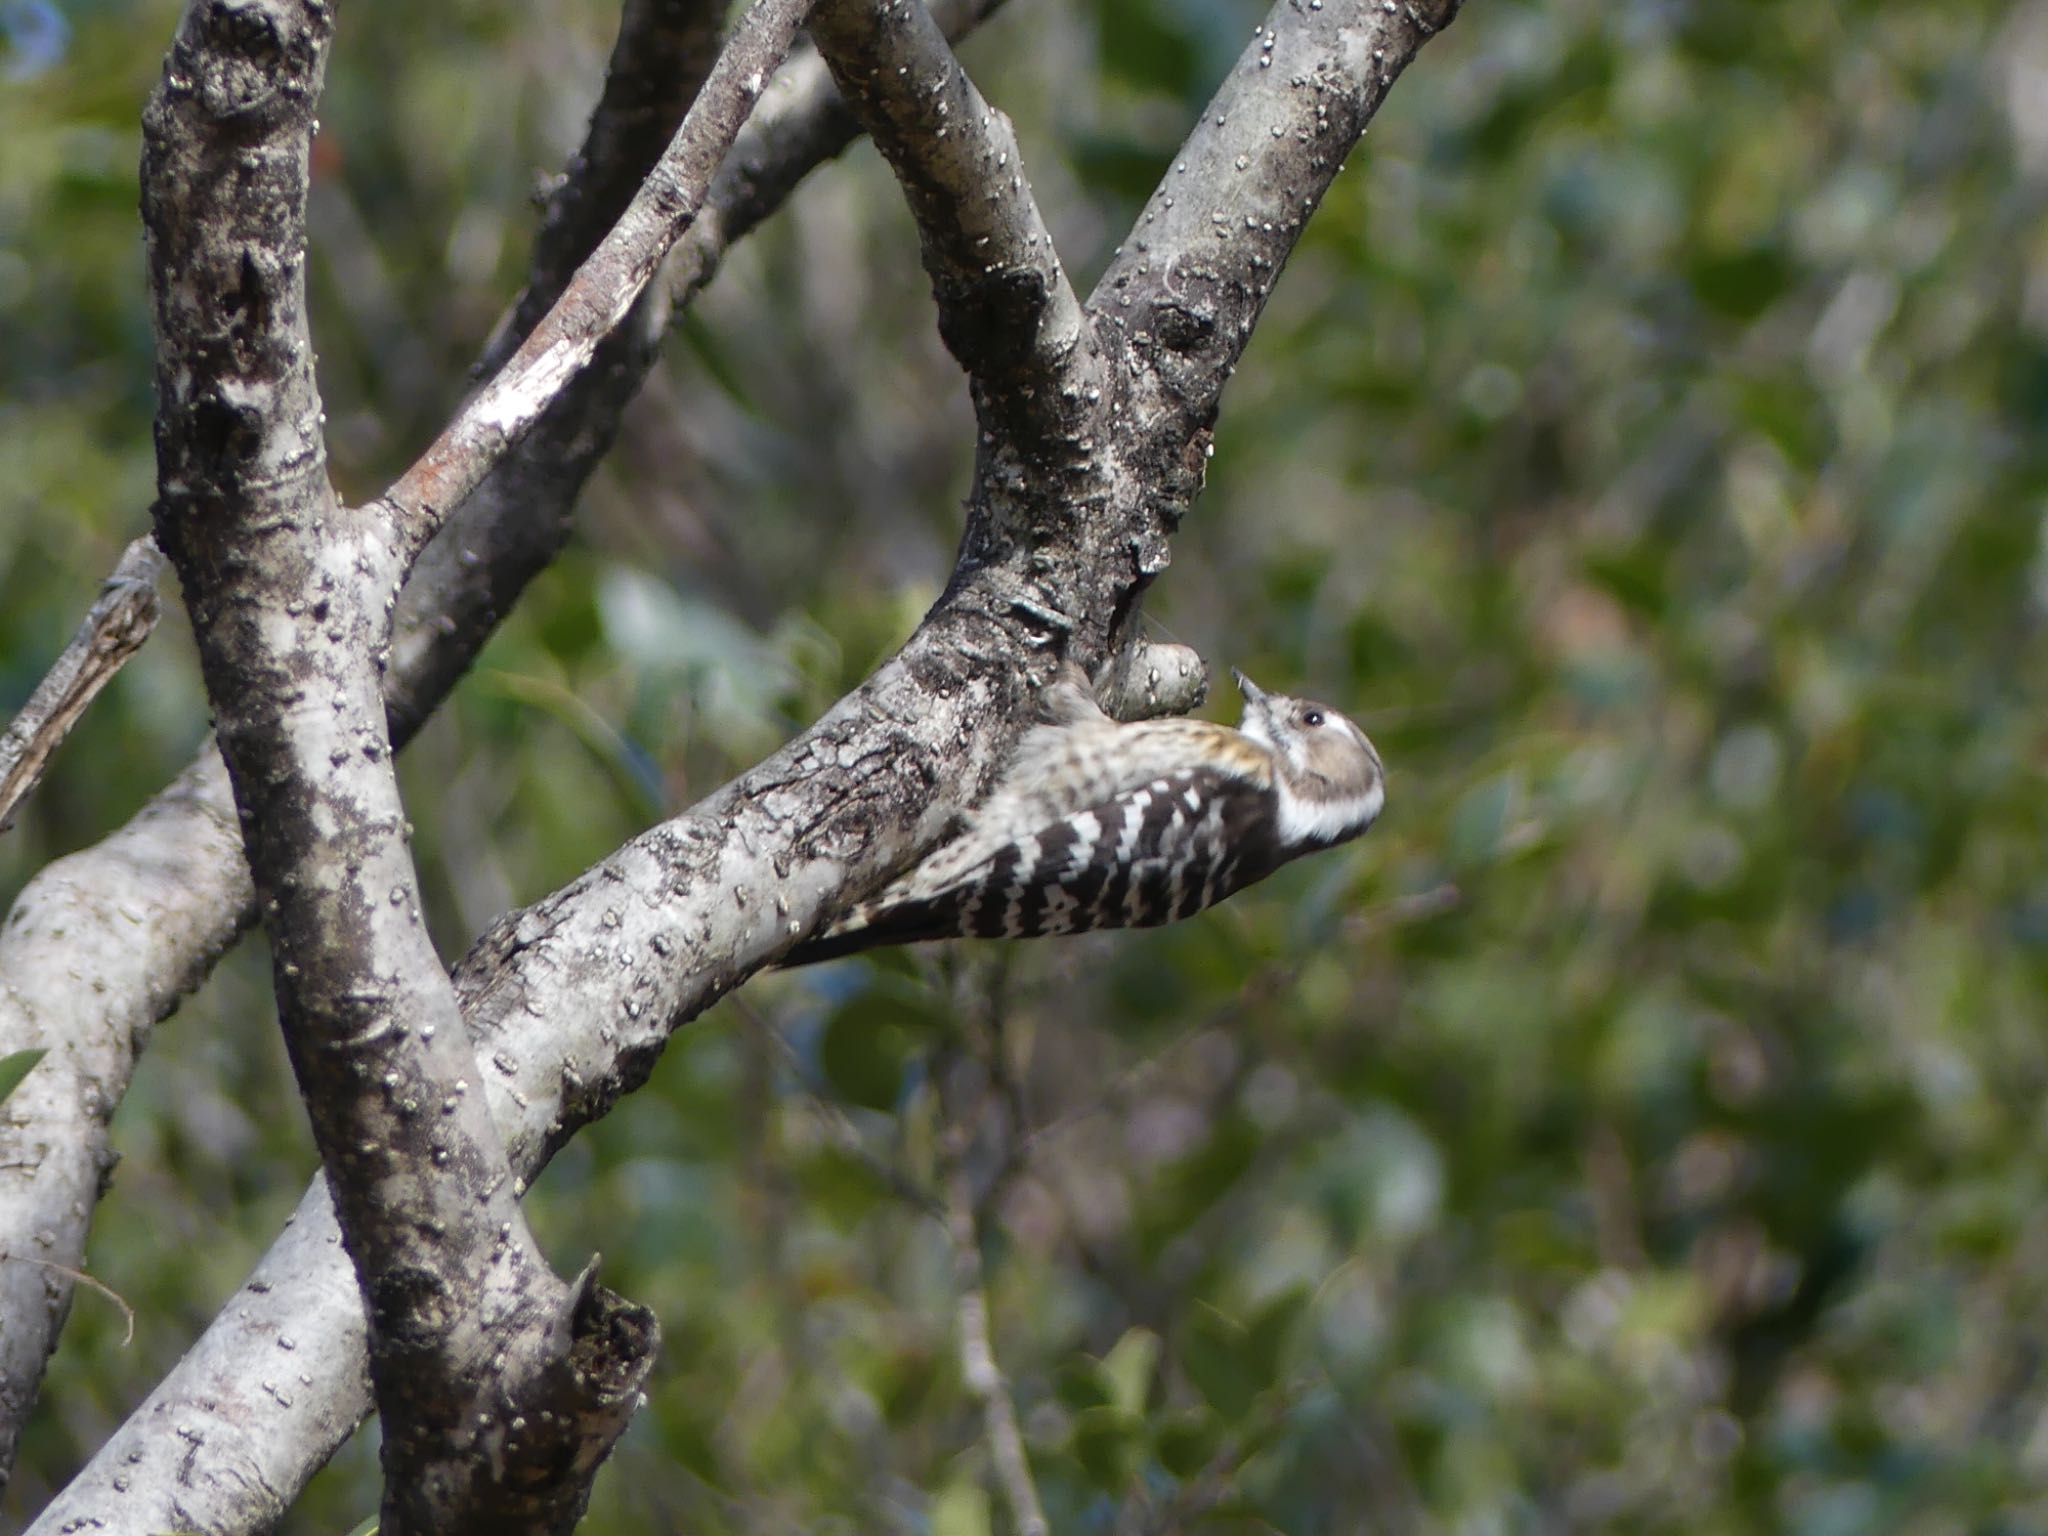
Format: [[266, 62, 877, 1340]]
[[1231, 668, 1267, 704]]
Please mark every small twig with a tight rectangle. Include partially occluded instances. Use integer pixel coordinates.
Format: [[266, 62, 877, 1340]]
[[0, 1254, 136, 1346], [940, 1070, 1049, 1536], [0, 538, 164, 834], [730, 995, 945, 1218], [1337, 881, 1462, 941]]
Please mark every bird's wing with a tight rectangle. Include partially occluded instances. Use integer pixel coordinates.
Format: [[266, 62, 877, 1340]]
[[781, 761, 1279, 965], [993, 715, 1269, 822]]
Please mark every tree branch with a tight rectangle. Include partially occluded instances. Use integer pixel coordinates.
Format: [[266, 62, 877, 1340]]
[[23, 1, 1465, 1523], [31, 624, 1035, 1535], [0, 538, 165, 835], [1091, 0, 1464, 437], [491, 0, 729, 375], [0, 2, 1010, 1480], [377, 0, 817, 574], [138, 0, 671, 1522], [807, 0, 1104, 443]]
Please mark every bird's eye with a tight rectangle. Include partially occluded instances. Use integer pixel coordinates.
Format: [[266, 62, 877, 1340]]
[[1302, 709, 1324, 728]]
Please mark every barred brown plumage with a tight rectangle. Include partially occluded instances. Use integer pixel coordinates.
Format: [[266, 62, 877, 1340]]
[[781, 667, 1385, 966]]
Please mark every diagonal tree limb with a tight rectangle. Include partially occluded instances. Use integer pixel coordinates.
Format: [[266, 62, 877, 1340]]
[[138, 0, 723, 1521], [377, 0, 819, 576], [807, 0, 1106, 446], [0, 2, 1007, 1484], [31, 3, 1463, 1529], [1070, 0, 1465, 662], [388, 0, 724, 732], [0, 539, 166, 836], [394, 0, 1019, 741], [491, 0, 730, 376], [1091, 0, 1464, 440], [400, 1, 1019, 800]]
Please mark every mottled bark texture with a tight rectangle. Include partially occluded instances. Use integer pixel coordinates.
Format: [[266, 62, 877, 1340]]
[[135, 0, 712, 1525], [0, 0, 1014, 1496], [20, 0, 1462, 1529]]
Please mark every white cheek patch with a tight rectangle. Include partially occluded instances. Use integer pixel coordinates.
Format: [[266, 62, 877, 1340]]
[[1275, 775, 1386, 847]]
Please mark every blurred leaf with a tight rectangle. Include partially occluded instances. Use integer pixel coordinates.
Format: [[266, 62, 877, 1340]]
[[1583, 549, 1669, 621], [1101, 1326, 1160, 1418], [1055, 1355, 1115, 1413], [930, 1478, 992, 1536], [1446, 773, 1518, 868], [1245, 1287, 1309, 1384], [0, 1048, 46, 1106], [1180, 1303, 1262, 1424], [1155, 1409, 1222, 1480], [791, 1146, 890, 1232], [472, 670, 660, 823], [1096, 0, 1200, 99], [1070, 1403, 1143, 1491], [818, 990, 917, 1112], [1142, 1115, 1261, 1253], [1689, 244, 1793, 321]]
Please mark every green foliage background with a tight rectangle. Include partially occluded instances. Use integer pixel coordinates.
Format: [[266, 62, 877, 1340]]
[[5, 0, 2048, 1529]]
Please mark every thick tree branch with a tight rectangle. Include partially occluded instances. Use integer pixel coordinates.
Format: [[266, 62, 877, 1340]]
[[807, 0, 1104, 444], [0, 538, 165, 835], [30, 616, 1033, 1536], [1091, 0, 1464, 438], [138, 0, 669, 1524], [0, 749, 250, 1491], [0, 2, 1009, 1479], [25, 1, 1465, 1524], [377, 0, 816, 573]]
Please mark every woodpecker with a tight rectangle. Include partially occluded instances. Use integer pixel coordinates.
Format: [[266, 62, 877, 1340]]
[[782, 667, 1385, 965]]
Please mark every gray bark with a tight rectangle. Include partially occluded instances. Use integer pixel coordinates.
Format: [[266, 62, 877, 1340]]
[[17, 0, 1462, 1529], [0, 0, 999, 1490], [132, 0, 833, 1524]]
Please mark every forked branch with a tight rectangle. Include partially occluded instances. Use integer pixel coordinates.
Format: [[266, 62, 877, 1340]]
[[25, 2, 1463, 1529], [0, 0, 1017, 1490]]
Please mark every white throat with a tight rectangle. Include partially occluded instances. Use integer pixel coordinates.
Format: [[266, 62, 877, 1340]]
[[1274, 774, 1385, 848]]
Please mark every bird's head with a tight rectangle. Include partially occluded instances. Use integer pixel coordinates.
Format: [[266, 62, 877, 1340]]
[[1233, 669, 1386, 848]]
